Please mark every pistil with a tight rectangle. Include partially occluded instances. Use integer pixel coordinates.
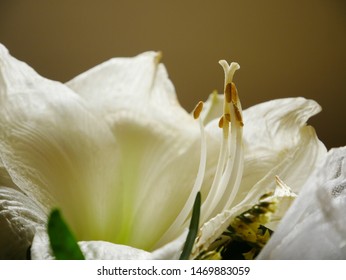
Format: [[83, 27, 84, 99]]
[[156, 101, 207, 247]]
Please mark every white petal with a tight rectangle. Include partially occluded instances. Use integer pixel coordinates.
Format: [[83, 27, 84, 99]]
[[258, 147, 346, 259], [80, 241, 151, 260], [0, 44, 219, 251], [66, 51, 190, 129], [234, 98, 327, 206], [199, 92, 224, 125], [103, 111, 202, 250], [236, 126, 323, 215], [66, 50, 213, 249], [0, 187, 46, 259], [31, 230, 151, 260], [28, 230, 54, 260], [0, 44, 121, 242]]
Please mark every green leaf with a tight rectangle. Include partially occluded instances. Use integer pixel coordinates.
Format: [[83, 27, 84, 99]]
[[47, 209, 85, 260], [179, 192, 201, 260]]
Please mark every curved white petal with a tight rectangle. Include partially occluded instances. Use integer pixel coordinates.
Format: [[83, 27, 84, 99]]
[[0, 187, 46, 259], [236, 126, 324, 218], [0, 44, 221, 251], [258, 147, 346, 259], [66, 51, 191, 129], [65, 50, 218, 250], [0, 44, 121, 242], [233, 98, 327, 206]]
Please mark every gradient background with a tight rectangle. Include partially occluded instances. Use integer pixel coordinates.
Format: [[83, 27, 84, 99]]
[[1, 0, 345, 149]]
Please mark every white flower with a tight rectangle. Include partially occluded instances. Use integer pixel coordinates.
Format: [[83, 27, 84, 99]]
[[0, 43, 325, 259]]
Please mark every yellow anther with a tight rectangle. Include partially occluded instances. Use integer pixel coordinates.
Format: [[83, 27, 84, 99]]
[[224, 113, 231, 122], [193, 101, 204, 119], [218, 116, 224, 128], [219, 114, 230, 131], [225, 83, 232, 103], [233, 103, 244, 126], [231, 82, 238, 104]]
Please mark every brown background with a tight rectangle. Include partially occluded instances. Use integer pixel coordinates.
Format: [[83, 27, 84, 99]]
[[1, 0, 345, 149]]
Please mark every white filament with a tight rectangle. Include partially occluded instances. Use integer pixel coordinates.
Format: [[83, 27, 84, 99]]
[[155, 111, 207, 247]]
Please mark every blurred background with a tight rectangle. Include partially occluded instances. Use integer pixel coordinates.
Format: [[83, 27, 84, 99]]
[[0, 0, 345, 149]]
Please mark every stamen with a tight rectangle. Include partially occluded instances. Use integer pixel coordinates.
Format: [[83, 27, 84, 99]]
[[230, 82, 237, 103], [201, 59, 244, 222], [205, 105, 242, 218], [193, 101, 204, 119], [200, 132, 228, 221], [225, 83, 232, 103], [233, 103, 244, 126], [155, 101, 207, 247], [218, 114, 231, 129], [224, 113, 231, 122], [219, 105, 244, 211], [158, 59, 244, 249], [218, 116, 224, 128]]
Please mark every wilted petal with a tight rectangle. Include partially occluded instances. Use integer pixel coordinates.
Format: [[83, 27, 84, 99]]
[[0, 44, 121, 242], [258, 147, 346, 259], [0, 187, 46, 259]]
